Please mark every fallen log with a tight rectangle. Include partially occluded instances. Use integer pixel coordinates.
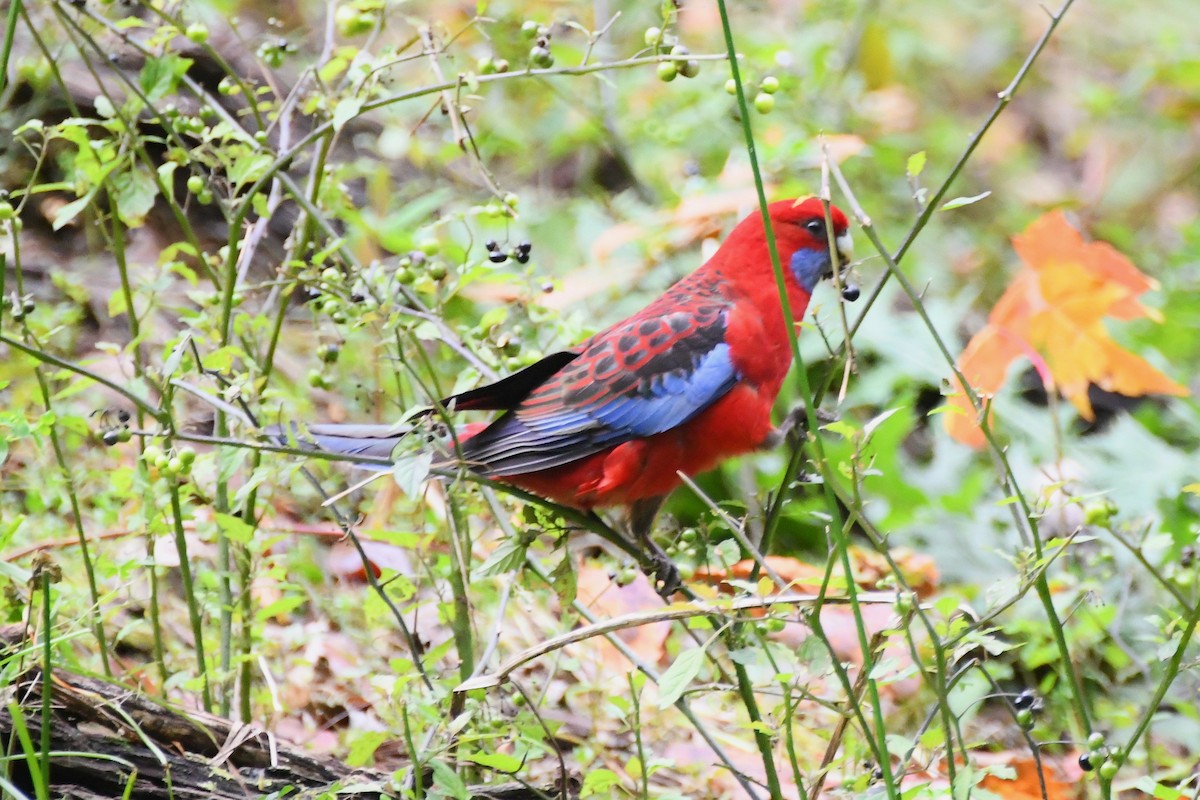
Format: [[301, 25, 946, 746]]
[[0, 667, 575, 799]]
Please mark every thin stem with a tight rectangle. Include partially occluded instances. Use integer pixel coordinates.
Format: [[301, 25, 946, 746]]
[[167, 479, 213, 712]]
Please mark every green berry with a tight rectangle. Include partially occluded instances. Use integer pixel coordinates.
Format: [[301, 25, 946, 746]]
[[669, 44, 690, 58], [679, 59, 700, 78], [427, 262, 448, 281], [1084, 500, 1117, 526], [185, 23, 209, 44], [760, 75, 780, 94], [494, 58, 510, 73], [1015, 708, 1033, 729], [753, 92, 775, 114], [166, 456, 186, 476], [1098, 760, 1118, 780], [477, 56, 496, 75], [197, 190, 213, 205], [142, 445, 164, 464], [307, 369, 327, 389], [177, 447, 196, 467], [657, 61, 678, 82], [521, 20, 540, 39], [154, 454, 170, 471], [186, 175, 205, 194], [117, 428, 133, 443], [318, 344, 340, 363], [725, 78, 738, 95], [1087, 732, 1105, 750], [0, 202, 13, 221], [644, 26, 662, 47], [529, 46, 554, 69]]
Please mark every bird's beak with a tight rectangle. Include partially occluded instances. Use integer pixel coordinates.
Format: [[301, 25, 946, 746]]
[[835, 231, 854, 272], [822, 231, 855, 280]]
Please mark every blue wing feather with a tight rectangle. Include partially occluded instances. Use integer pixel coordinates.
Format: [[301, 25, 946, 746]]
[[463, 297, 739, 476]]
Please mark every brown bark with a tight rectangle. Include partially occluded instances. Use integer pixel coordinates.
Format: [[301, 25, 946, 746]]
[[0, 668, 576, 800]]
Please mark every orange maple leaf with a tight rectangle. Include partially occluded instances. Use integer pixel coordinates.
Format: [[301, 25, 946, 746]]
[[946, 211, 1187, 448]]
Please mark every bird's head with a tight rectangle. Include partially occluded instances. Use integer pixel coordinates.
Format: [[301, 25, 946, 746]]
[[767, 197, 854, 294]]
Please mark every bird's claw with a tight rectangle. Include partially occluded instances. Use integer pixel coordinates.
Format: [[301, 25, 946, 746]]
[[763, 404, 838, 449], [648, 549, 682, 599]]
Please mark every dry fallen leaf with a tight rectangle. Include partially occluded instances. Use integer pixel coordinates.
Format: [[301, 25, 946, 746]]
[[575, 561, 671, 666], [947, 211, 1187, 447], [975, 752, 1079, 800], [695, 547, 938, 598]]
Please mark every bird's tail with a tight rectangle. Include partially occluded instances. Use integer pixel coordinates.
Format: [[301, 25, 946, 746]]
[[271, 420, 488, 468], [271, 422, 413, 466]]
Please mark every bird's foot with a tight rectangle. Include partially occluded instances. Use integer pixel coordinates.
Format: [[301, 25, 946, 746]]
[[646, 546, 682, 599], [762, 404, 838, 449]]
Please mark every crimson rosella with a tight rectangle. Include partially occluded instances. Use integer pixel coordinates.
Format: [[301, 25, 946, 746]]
[[296, 198, 851, 589]]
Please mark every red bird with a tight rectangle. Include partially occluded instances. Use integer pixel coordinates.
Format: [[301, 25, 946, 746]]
[[299, 198, 851, 585]]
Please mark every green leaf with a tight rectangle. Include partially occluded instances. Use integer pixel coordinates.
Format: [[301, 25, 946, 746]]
[[107, 290, 127, 319], [391, 451, 432, 496], [463, 751, 522, 773], [906, 151, 926, 177], [332, 96, 364, 132], [112, 165, 159, 227], [226, 151, 274, 190], [862, 406, 904, 446], [345, 731, 388, 768], [162, 334, 192, 380], [821, 419, 858, 439], [254, 595, 306, 622], [476, 537, 528, 577], [216, 512, 255, 545], [427, 759, 469, 800], [52, 194, 95, 230], [551, 553, 577, 606], [93, 95, 116, 119], [580, 768, 621, 798], [1135, 777, 1186, 799], [656, 646, 707, 708], [940, 191, 992, 211], [140, 54, 193, 102]]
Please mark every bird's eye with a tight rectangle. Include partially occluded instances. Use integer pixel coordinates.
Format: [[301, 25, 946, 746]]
[[804, 218, 825, 237]]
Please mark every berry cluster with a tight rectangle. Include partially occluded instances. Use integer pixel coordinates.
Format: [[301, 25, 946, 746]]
[[524, 21, 555, 69], [646, 27, 701, 83], [725, 75, 781, 114], [486, 239, 532, 265]]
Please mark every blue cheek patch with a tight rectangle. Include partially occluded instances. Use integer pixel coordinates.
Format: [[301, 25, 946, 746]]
[[789, 248, 830, 294]]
